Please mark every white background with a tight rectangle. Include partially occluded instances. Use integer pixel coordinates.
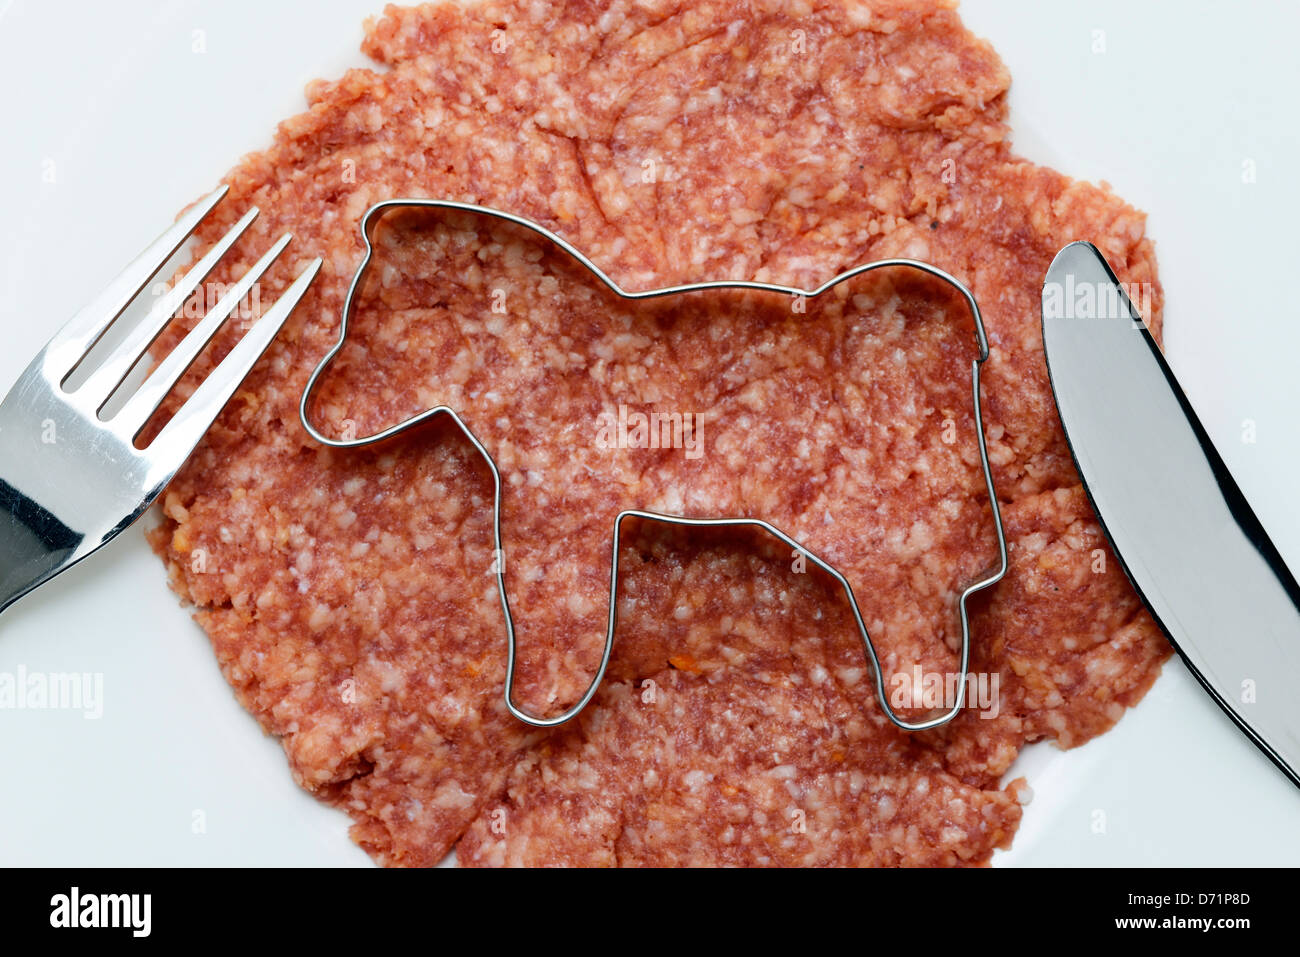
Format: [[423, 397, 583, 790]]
[[0, 0, 1296, 865]]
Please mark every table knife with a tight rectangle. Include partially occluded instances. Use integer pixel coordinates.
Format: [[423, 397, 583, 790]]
[[1041, 241, 1300, 788]]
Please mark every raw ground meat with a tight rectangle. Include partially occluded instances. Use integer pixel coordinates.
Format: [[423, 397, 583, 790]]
[[149, 0, 1170, 866]]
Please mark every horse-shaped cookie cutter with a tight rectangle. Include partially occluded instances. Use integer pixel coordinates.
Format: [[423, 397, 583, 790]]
[[299, 199, 1009, 731]]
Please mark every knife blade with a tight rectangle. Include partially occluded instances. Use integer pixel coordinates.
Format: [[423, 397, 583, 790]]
[[1041, 241, 1300, 789]]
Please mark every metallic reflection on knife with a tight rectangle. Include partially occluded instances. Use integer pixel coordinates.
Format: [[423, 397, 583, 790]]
[[1042, 242, 1300, 789]]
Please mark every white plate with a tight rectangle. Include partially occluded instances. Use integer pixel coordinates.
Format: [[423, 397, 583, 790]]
[[0, 0, 1297, 866]]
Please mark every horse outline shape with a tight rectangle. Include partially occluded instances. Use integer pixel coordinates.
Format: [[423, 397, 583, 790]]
[[299, 198, 1009, 731]]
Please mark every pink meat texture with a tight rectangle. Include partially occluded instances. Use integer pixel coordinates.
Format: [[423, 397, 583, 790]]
[[149, 0, 1169, 866]]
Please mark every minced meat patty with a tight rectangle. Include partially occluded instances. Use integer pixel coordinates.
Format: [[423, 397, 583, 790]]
[[149, 0, 1169, 866]]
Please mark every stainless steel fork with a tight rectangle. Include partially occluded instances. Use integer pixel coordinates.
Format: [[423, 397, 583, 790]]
[[0, 186, 321, 614]]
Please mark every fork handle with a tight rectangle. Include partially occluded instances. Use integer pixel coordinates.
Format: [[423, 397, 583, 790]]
[[0, 479, 82, 614]]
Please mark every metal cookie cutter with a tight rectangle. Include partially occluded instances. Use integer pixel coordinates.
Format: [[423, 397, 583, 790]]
[[300, 199, 1009, 731]]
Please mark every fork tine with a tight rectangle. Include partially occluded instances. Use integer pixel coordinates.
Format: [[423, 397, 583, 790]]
[[114, 233, 292, 439], [44, 186, 228, 377], [148, 257, 322, 458], [74, 205, 260, 413]]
